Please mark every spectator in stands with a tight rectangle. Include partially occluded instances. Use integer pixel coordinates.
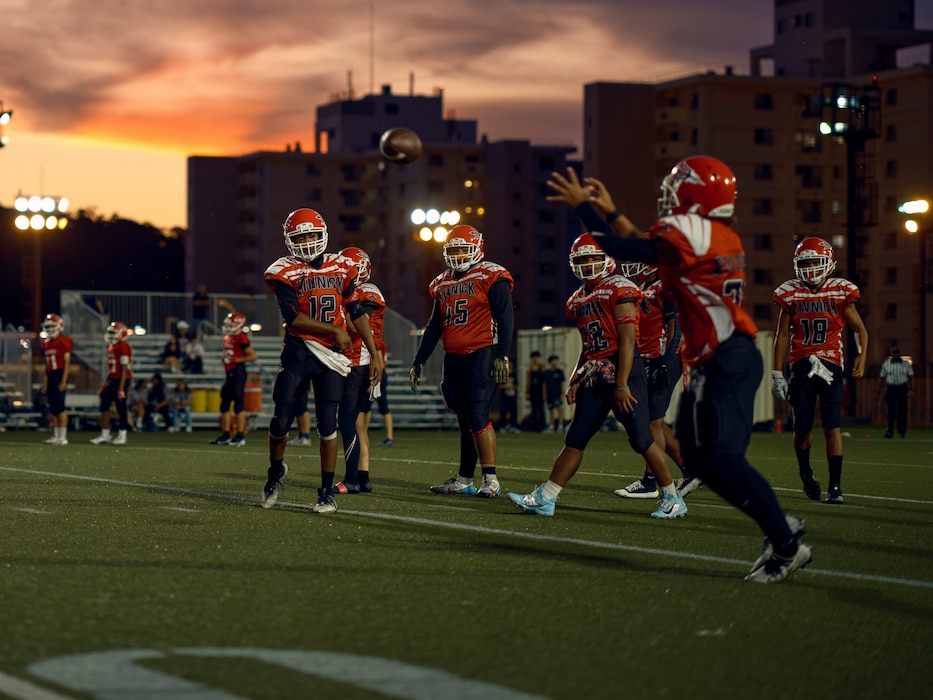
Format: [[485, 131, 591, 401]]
[[39, 313, 73, 446], [145, 373, 172, 431], [192, 284, 211, 329], [183, 332, 205, 374], [173, 320, 194, 358], [159, 336, 182, 373], [168, 379, 193, 433], [129, 379, 149, 432]]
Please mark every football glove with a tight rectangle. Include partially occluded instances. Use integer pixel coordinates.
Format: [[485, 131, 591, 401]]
[[649, 362, 669, 392], [492, 357, 509, 384], [771, 370, 788, 400], [807, 355, 834, 385], [409, 363, 422, 392]]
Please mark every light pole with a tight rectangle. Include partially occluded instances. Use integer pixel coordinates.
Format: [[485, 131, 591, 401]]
[[900, 198, 931, 379], [14, 194, 70, 345]]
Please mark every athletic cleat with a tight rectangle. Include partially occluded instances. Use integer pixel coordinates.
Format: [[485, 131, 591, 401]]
[[261, 463, 288, 509], [825, 485, 844, 505], [378, 438, 395, 447], [430, 477, 478, 495], [751, 514, 806, 572], [288, 436, 311, 446], [56, 438, 69, 446], [745, 543, 813, 583], [677, 475, 703, 497], [111, 434, 127, 446], [90, 433, 112, 445], [333, 481, 360, 495], [650, 492, 688, 519], [801, 474, 823, 501], [42, 436, 62, 445], [228, 434, 246, 448], [476, 475, 500, 498], [312, 488, 337, 514], [614, 479, 659, 499], [210, 433, 231, 445], [508, 486, 558, 516], [358, 479, 373, 493]]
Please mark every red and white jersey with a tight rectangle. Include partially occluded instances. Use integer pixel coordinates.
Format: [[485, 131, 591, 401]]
[[637, 280, 668, 359], [222, 331, 253, 372], [43, 335, 74, 373], [347, 282, 387, 366], [264, 253, 361, 350], [565, 274, 642, 362], [428, 261, 514, 354], [650, 214, 758, 364], [773, 277, 859, 369], [106, 340, 133, 380]]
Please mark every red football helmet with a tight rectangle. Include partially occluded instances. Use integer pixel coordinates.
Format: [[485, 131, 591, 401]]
[[793, 237, 836, 287], [283, 208, 328, 262], [222, 312, 247, 335], [569, 233, 616, 281], [443, 225, 484, 272], [340, 247, 372, 284], [42, 313, 64, 338], [657, 155, 737, 219], [104, 321, 128, 344]]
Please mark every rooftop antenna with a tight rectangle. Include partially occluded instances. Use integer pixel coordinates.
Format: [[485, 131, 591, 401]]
[[369, 3, 375, 95], [347, 69, 354, 100], [409, 71, 414, 96]]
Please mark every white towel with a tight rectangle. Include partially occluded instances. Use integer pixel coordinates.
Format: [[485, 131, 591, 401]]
[[303, 339, 352, 377]]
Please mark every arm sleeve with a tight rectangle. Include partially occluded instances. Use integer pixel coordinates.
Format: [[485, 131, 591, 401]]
[[272, 281, 301, 325], [664, 305, 682, 361], [345, 299, 367, 321], [414, 301, 444, 366], [574, 202, 658, 264], [488, 279, 515, 359]]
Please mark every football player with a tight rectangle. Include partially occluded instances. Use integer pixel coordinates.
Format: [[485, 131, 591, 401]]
[[91, 321, 133, 445], [209, 312, 258, 447], [772, 237, 868, 505], [39, 313, 73, 445], [547, 156, 811, 583], [410, 225, 514, 497], [334, 246, 386, 494], [260, 208, 382, 513], [508, 234, 686, 518]]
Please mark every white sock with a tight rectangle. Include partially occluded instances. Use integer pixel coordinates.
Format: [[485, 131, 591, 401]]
[[661, 483, 678, 497], [540, 480, 562, 501], [61, 427, 68, 439], [456, 475, 473, 485], [118, 430, 128, 439]]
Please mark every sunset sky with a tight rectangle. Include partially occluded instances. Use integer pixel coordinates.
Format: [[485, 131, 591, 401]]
[[1, 0, 930, 230]]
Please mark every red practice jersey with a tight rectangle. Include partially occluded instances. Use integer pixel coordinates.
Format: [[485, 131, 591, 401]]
[[637, 279, 668, 359], [773, 277, 859, 369], [347, 282, 387, 366], [565, 274, 642, 362], [106, 340, 133, 380], [651, 214, 758, 364], [264, 253, 361, 350], [222, 331, 253, 372], [428, 261, 514, 354], [43, 335, 74, 373]]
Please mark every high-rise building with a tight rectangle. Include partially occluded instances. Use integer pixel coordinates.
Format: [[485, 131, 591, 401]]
[[584, 0, 933, 376]]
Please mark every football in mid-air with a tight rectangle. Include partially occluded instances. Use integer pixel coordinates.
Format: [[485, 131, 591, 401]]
[[379, 127, 422, 164]]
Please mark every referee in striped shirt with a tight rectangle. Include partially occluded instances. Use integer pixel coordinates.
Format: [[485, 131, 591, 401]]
[[878, 345, 914, 438]]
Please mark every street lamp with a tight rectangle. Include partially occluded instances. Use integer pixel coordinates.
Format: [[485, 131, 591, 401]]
[[14, 194, 69, 343], [0, 100, 12, 148], [899, 198, 932, 379]]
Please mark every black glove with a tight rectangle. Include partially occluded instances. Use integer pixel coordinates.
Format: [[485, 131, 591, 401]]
[[649, 361, 669, 392], [409, 363, 422, 392]]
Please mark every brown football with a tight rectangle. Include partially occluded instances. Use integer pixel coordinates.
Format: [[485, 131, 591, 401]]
[[379, 127, 422, 164]]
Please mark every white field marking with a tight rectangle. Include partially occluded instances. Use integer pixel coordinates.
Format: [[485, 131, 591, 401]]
[[0, 669, 75, 700], [13, 508, 53, 514], [2, 466, 932, 590], [159, 506, 200, 512]]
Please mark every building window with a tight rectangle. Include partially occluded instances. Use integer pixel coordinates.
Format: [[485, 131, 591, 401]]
[[754, 163, 774, 180], [538, 210, 556, 224], [796, 165, 822, 188], [885, 88, 898, 106], [754, 93, 774, 110], [884, 160, 897, 178], [885, 268, 897, 285], [799, 201, 822, 223], [513, 163, 523, 173], [777, 18, 787, 34], [884, 196, 897, 214], [796, 130, 820, 153], [754, 128, 774, 145], [833, 166, 844, 179], [428, 154, 444, 167], [886, 303, 897, 321], [384, 103, 399, 115], [690, 93, 699, 109], [690, 128, 698, 145], [427, 180, 445, 194], [754, 199, 773, 215], [308, 188, 322, 202], [804, 12, 815, 26], [306, 164, 322, 176], [754, 304, 772, 321], [885, 124, 897, 142], [753, 269, 773, 285], [753, 234, 773, 250], [540, 236, 556, 250], [883, 231, 897, 249]]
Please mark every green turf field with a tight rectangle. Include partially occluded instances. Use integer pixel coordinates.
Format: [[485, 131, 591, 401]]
[[1, 426, 931, 699]]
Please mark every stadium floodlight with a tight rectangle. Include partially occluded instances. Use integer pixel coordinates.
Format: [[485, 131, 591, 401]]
[[0, 101, 12, 148], [898, 199, 930, 216]]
